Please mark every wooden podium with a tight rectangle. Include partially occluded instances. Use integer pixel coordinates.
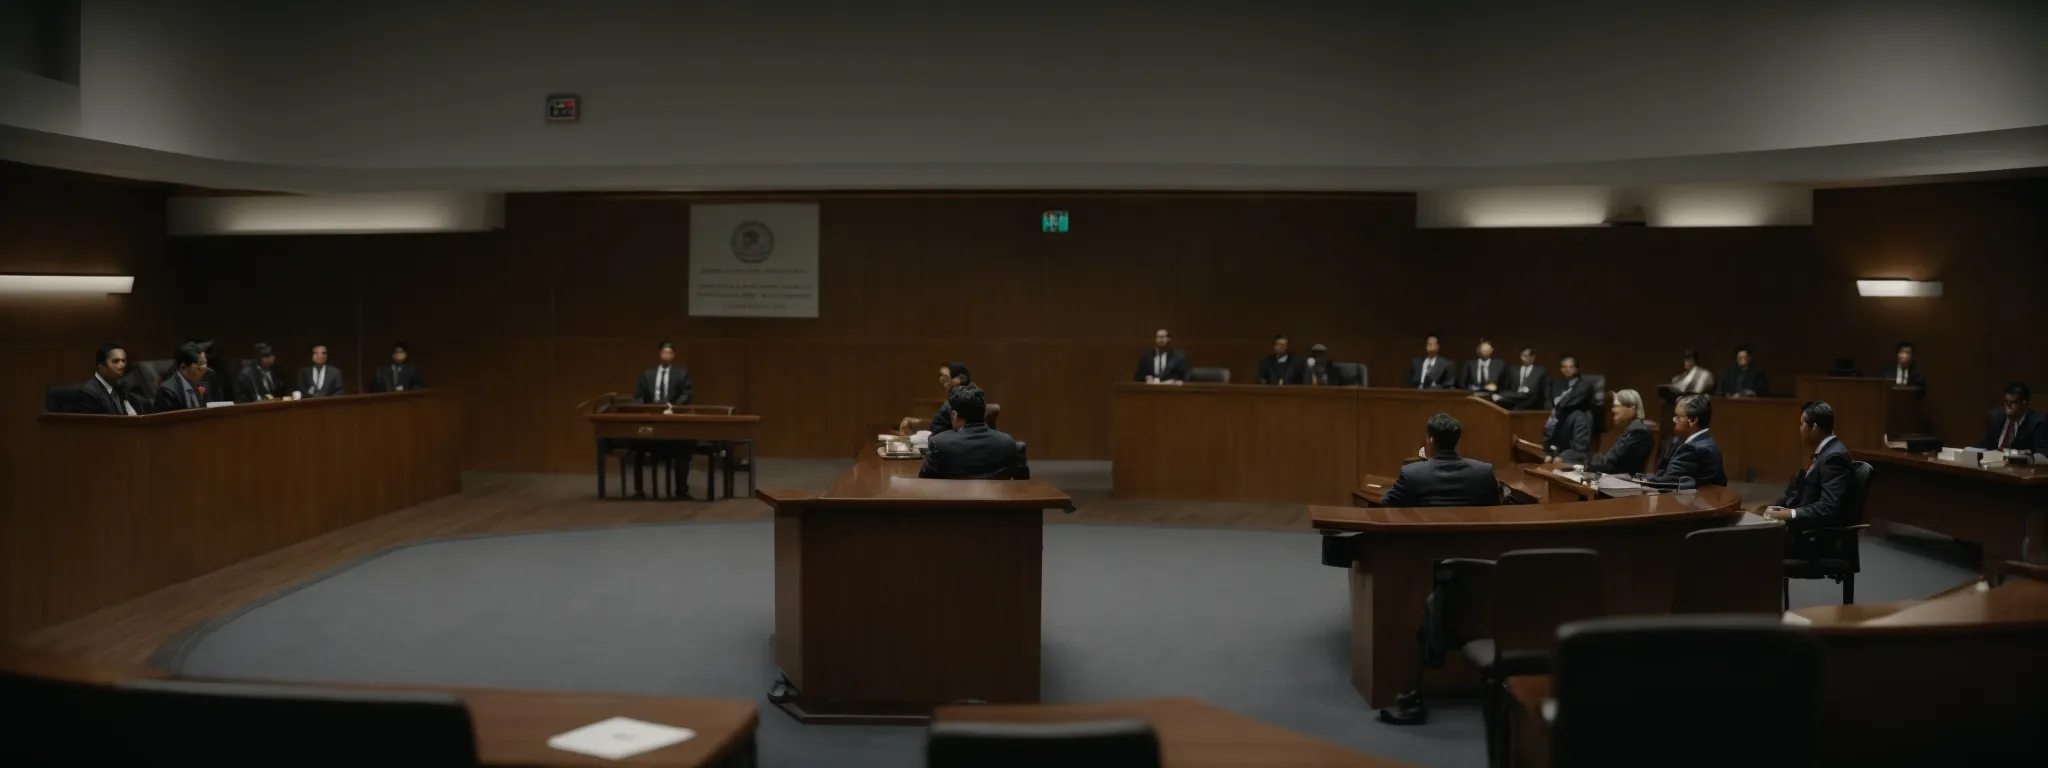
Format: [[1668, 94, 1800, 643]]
[[756, 441, 1072, 724], [1795, 376, 1921, 449]]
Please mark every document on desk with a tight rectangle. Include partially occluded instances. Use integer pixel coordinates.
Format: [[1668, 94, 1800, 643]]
[[1593, 475, 1647, 492], [548, 716, 696, 760]]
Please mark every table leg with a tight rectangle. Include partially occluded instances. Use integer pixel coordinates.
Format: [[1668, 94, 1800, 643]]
[[596, 441, 606, 499]]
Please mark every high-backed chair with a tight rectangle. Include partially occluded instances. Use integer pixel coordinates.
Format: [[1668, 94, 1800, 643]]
[[1550, 616, 1819, 768], [44, 383, 88, 413], [1188, 366, 1230, 384], [927, 719, 1161, 768], [1782, 461, 1873, 608], [1334, 362, 1368, 387], [1585, 375, 1609, 439], [1673, 522, 1785, 613], [1462, 549, 1605, 767], [984, 403, 1002, 431], [126, 359, 172, 400]]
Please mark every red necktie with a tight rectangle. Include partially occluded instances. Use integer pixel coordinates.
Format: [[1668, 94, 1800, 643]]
[[2000, 420, 2016, 449]]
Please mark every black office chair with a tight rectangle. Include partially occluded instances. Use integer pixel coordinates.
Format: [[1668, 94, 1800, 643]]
[[1379, 557, 1495, 726], [1550, 615, 1819, 768], [43, 382, 89, 413], [1782, 461, 1873, 608], [1334, 362, 1368, 387], [1585, 375, 1609, 440], [1674, 522, 1785, 614], [127, 359, 172, 400], [1462, 549, 1604, 767], [1188, 366, 1231, 384], [927, 719, 1161, 768]]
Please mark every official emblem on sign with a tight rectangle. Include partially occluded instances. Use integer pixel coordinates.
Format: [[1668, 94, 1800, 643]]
[[731, 221, 775, 263]]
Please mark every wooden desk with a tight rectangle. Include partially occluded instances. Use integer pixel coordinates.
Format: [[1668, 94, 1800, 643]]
[[1852, 448, 2048, 573], [581, 403, 761, 499], [933, 697, 1412, 767], [1114, 384, 1516, 506], [1312, 487, 1755, 707], [0, 646, 757, 766], [1705, 396, 1803, 483], [13, 391, 463, 639], [756, 440, 1072, 723], [1352, 465, 1544, 507]]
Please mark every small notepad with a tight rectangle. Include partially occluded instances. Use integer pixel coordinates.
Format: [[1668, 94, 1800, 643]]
[[548, 716, 696, 761]]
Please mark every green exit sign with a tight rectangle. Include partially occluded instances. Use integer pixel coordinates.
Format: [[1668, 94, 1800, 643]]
[[1041, 210, 1069, 233]]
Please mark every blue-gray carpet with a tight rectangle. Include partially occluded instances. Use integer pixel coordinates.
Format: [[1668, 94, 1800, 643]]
[[155, 521, 1975, 768]]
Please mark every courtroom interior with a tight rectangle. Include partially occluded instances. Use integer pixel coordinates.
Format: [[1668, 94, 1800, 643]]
[[4, 1, 2046, 766]]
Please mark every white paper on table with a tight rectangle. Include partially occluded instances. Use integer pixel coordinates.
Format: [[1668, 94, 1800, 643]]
[[1593, 474, 1647, 492], [204, 401, 235, 408], [1780, 611, 1812, 626], [547, 716, 696, 761]]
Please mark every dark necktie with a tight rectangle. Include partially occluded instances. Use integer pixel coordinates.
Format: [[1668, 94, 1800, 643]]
[[2000, 420, 2017, 450]]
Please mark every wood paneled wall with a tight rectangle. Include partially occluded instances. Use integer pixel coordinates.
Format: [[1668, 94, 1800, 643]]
[[11, 163, 2046, 473]]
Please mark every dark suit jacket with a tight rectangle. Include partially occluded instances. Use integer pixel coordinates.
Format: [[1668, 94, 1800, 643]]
[[1134, 349, 1191, 382], [633, 366, 692, 406], [1463, 358, 1507, 393], [197, 367, 227, 403], [1305, 361, 1351, 386], [1548, 376, 1593, 411], [1588, 419, 1653, 474], [1406, 357, 1458, 389], [296, 366, 347, 398], [918, 424, 1030, 480], [1546, 409, 1594, 464], [370, 364, 423, 393], [927, 402, 956, 436], [1716, 366, 1770, 397], [1381, 453, 1499, 507], [153, 373, 205, 413], [235, 366, 286, 403], [1653, 430, 1729, 486], [78, 376, 131, 415], [1777, 437, 1855, 533], [1978, 408, 2046, 453], [1498, 365, 1549, 410], [1874, 364, 1926, 398], [1257, 354, 1305, 385]]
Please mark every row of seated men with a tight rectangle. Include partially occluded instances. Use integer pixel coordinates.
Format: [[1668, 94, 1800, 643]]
[[1137, 330, 1930, 403], [52, 341, 421, 415]]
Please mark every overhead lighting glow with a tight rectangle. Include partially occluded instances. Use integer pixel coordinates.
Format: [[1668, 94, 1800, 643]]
[[168, 193, 504, 235], [0, 274, 135, 296], [1419, 187, 1613, 228], [1856, 280, 1942, 298]]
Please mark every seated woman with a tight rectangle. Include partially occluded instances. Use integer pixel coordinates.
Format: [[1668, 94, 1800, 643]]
[[1587, 388, 1653, 474]]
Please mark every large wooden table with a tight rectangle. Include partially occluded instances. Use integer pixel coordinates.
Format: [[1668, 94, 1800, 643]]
[[755, 440, 1073, 723], [581, 402, 761, 499], [1853, 448, 2048, 573], [1701, 376, 1916, 485], [1313, 484, 1756, 707], [10, 390, 463, 638], [933, 697, 1412, 767], [1115, 384, 1518, 506], [1, 645, 757, 766]]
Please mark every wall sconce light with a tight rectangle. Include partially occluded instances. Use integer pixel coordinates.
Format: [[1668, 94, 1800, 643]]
[[1855, 279, 1942, 298], [0, 274, 135, 297]]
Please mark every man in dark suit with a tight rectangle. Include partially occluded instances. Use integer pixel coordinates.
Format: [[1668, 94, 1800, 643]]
[[1651, 394, 1728, 486], [1716, 345, 1770, 398], [1495, 346, 1547, 410], [919, 385, 1029, 480], [235, 343, 286, 403], [80, 343, 140, 415], [1134, 328, 1190, 383], [1256, 334, 1305, 385], [1975, 382, 2045, 453], [1381, 413, 1499, 507], [1406, 334, 1458, 389], [296, 343, 347, 398], [371, 342, 423, 393], [1761, 401, 1856, 555], [633, 340, 692, 407], [1873, 341, 1926, 399], [1462, 338, 1506, 395], [153, 342, 210, 413], [1304, 343, 1342, 386], [1544, 354, 1594, 463]]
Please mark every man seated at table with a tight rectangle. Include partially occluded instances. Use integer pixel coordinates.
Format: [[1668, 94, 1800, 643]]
[[153, 341, 211, 412], [1463, 338, 1505, 395], [1716, 345, 1770, 398], [1381, 413, 1498, 507], [1407, 334, 1457, 389], [1760, 401, 1855, 554], [1134, 328, 1189, 383], [1544, 354, 1594, 464], [81, 343, 141, 415], [297, 343, 347, 398], [1974, 382, 2044, 454], [1496, 346, 1547, 410], [1650, 393, 1728, 486], [371, 342, 422, 392], [235, 343, 286, 402], [1256, 334, 1304, 385], [919, 385, 1029, 480], [1304, 343, 1336, 386]]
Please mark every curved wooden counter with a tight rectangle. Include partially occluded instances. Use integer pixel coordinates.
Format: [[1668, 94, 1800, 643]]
[[1853, 448, 2048, 573], [1313, 485, 1761, 707]]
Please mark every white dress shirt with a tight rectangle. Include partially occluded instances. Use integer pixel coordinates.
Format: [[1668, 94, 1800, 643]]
[[1418, 357, 1438, 388], [95, 373, 137, 415], [312, 366, 326, 392], [1516, 365, 1533, 391], [655, 366, 670, 402]]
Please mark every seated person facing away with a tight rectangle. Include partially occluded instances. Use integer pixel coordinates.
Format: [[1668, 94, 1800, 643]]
[[1257, 334, 1305, 385], [153, 342, 211, 413], [1587, 388, 1653, 474], [1974, 382, 2045, 454], [919, 385, 1029, 480], [1651, 393, 1728, 486], [1381, 413, 1500, 507], [1760, 401, 1855, 554], [1543, 354, 1594, 464]]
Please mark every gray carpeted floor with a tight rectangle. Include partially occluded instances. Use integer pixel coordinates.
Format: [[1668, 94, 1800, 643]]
[[156, 514, 1978, 768]]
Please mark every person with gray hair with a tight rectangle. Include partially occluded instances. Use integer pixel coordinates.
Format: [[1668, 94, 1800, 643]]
[[1587, 388, 1653, 474]]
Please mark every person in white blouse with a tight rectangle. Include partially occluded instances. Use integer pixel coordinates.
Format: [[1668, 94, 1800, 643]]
[[1670, 349, 1714, 394]]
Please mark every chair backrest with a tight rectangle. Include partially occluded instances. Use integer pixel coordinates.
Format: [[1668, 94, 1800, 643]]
[[1188, 366, 1231, 384], [1492, 548, 1605, 660], [927, 719, 1161, 768], [985, 403, 1002, 430], [1430, 558, 1497, 653], [1586, 375, 1609, 436], [1552, 616, 1819, 768], [1334, 362, 1368, 387], [1673, 522, 1785, 613], [1839, 461, 1874, 570], [45, 383, 87, 413], [127, 359, 172, 398]]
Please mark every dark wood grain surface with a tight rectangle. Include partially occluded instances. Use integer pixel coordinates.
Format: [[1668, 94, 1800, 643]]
[[933, 697, 1413, 767], [1702, 396, 1804, 483], [1852, 449, 2048, 573]]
